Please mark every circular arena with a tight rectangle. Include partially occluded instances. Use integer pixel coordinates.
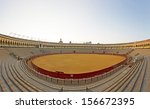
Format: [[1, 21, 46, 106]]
[[0, 34, 150, 92], [31, 54, 126, 79]]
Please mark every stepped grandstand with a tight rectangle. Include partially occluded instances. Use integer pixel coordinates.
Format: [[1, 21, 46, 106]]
[[0, 33, 150, 92]]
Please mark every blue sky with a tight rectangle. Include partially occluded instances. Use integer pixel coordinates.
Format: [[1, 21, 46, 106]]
[[0, 0, 150, 43]]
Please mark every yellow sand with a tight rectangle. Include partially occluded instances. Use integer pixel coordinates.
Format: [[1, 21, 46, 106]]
[[32, 54, 126, 74]]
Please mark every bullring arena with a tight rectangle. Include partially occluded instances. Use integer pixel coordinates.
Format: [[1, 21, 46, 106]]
[[31, 54, 126, 78], [0, 33, 150, 92]]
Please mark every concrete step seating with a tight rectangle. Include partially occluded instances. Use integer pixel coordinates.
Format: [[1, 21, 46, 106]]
[[0, 48, 150, 92]]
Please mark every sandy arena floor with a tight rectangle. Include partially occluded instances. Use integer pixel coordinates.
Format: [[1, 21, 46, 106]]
[[32, 54, 126, 74]]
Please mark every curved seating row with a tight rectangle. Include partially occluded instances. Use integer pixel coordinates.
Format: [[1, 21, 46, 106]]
[[0, 48, 149, 92]]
